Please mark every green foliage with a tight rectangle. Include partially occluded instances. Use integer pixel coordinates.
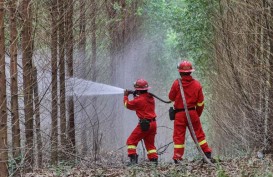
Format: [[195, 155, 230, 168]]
[[217, 169, 228, 177], [144, 0, 217, 76], [8, 154, 23, 176], [178, 0, 217, 74], [51, 161, 74, 176], [126, 0, 133, 4], [165, 28, 179, 49], [142, 0, 184, 84], [216, 163, 229, 177], [136, 7, 143, 16], [113, 2, 122, 12], [145, 1, 215, 61]]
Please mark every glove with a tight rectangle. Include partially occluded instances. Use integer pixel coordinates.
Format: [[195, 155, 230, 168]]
[[196, 104, 204, 117], [124, 89, 129, 96]]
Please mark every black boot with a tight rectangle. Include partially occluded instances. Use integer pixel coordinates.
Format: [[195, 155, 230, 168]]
[[174, 159, 182, 165], [149, 158, 158, 166], [205, 152, 211, 159], [127, 154, 138, 166], [203, 152, 216, 163]]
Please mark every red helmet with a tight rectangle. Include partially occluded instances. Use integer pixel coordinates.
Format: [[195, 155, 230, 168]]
[[177, 60, 195, 72], [133, 79, 151, 90]]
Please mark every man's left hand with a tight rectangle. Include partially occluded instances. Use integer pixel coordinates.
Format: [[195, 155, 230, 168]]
[[124, 89, 129, 96]]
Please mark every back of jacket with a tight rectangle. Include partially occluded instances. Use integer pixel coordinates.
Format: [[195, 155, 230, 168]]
[[168, 76, 204, 109]]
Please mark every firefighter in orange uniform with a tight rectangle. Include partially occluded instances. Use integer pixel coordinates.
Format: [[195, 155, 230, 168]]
[[124, 79, 158, 165], [168, 60, 212, 163]]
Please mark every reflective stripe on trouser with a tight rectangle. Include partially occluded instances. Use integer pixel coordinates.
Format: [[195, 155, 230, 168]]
[[173, 111, 212, 160], [173, 144, 185, 160], [127, 145, 137, 155], [147, 149, 157, 159], [199, 139, 206, 145], [127, 121, 158, 160], [198, 139, 211, 153]]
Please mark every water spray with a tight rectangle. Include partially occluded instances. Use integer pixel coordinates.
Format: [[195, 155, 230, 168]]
[[67, 77, 171, 104], [66, 77, 124, 96]]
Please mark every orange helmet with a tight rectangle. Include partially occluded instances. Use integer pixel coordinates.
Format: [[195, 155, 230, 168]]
[[133, 79, 151, 90], [177, 60, 195, 72]]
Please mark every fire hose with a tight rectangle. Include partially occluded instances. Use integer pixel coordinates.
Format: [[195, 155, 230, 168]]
[[127, 90, 172, 104], [149, 93, 172, 104]]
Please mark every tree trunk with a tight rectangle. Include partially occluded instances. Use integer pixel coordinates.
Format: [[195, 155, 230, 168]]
[[21, 0, 34, 172], [106, 0, 118, 84], [50, 0, 58, 165], [79, 0, 88, 156], [268, 0, 273, 154], [106, 0, 129, 85], [33, 67, 42, 168], [58, 0, 67, 160], [9, 0, 21, 166], [91, 0, 97, 81], [261, 0, 269, 153], [90, 0, 99, 161], [79, 0, 86, 78], [65, 0, 76, 155], [0, 0, 8, 175]]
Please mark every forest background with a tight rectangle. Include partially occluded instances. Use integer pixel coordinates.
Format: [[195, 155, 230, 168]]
[[0, 0, 273, 176]]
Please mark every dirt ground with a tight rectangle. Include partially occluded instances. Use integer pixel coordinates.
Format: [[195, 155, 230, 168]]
[[24, 155, 273, 177]]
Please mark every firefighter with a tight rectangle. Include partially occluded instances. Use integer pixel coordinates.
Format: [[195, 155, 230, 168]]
[[124, 79, 158, 165], [168, 60, 213, 164]]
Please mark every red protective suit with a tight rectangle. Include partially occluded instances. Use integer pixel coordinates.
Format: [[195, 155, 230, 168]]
[[124, 92, 158, 160], [168, 76, 212, 160]]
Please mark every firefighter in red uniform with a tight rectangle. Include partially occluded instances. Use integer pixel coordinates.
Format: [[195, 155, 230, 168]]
[[169, 60, 212, 164], [124, 79, 158, 165]]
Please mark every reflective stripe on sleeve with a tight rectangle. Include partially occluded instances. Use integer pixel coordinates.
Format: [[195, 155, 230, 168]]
[[199, 140, 207, 146], [127, 145, 136, 149], [147, 149, 157, 154], [197, 101, 204, 106], [124, 101, 127, 107], [174, 144, 185, 148]]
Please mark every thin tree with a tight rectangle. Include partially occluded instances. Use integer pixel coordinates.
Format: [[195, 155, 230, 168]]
[[90, 0, 100, 160], [79, 0, 86, 78], [65, 0, 76, 154], [0, 0, 8, 175], [267, 0, 273, 153], [58, 0, 67, 160], [33, 66, 42, 167], [21, 0, 34, 172], [91, 0, 97, 81], [79, 0, 88, 156], [106, 0, 119, 84], [50, 0, 58, 165], [9, 0, 21, 167], [106, 0, 130, 84]]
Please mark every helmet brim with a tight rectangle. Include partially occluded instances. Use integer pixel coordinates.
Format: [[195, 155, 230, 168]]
[[178, 69, 195, 72], [135, 87, 151, 90]]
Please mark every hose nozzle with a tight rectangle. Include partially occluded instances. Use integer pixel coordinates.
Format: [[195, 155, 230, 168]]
[[127, 90, 137, 96]]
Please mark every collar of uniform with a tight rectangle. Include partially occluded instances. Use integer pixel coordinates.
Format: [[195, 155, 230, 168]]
[[138, 92, 149, 97], [181, 75, 193, 82]]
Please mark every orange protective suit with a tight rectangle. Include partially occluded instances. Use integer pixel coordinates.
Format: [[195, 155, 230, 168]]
[[124, 93, 158, 160]]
